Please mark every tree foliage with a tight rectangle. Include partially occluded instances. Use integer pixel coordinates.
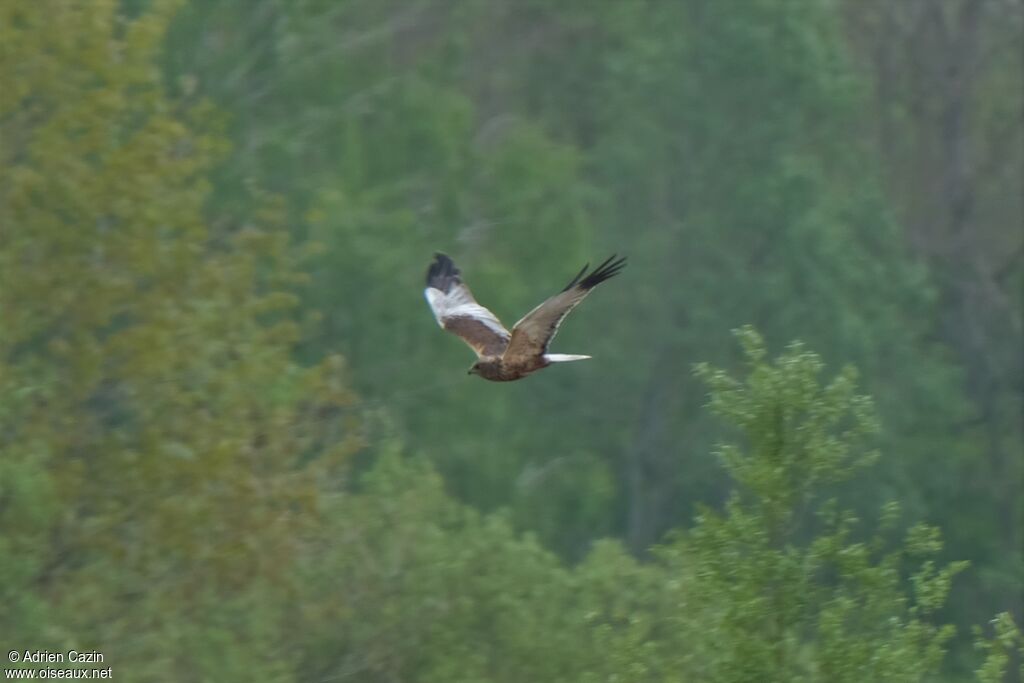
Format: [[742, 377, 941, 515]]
[[0, 2, 356, 675], [2, 1, 1019, 680], [158, 0, 995, 581], [683, 328, 966, 681]]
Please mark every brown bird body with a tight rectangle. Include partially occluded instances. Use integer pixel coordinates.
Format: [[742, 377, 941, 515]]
[[466, 355, 550, 382], [424, 253, 626, 381]]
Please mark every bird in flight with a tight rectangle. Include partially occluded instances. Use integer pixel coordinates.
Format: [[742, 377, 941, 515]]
[[424, 252, 626, 381]]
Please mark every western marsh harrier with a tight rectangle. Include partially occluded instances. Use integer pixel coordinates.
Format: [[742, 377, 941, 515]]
[[424, 253, 626, 381]]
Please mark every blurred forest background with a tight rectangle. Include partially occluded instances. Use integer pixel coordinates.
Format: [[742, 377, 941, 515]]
[[1, 0, 1022, 681]]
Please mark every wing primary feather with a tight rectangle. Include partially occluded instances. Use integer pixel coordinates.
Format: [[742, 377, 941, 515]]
[[560, 262, 590, 292], [426, 252, 461, 291], [577, 254, 626, 290]]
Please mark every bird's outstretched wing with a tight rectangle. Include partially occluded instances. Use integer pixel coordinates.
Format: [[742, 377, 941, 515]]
[[424, 253, 510, 358], [503, 255, 626, 362]]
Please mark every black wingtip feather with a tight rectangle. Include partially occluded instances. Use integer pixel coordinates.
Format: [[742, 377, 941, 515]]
[[560, 262, 590, 292], [426, 252, 462, 291], [574, 254, 627, 290]]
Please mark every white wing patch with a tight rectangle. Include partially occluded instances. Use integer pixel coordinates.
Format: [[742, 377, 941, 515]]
[[424, 288, 509, 337], [424, 281, 510, 358]]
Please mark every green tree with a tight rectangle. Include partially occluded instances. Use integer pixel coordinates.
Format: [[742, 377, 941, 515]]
[[669, 328, 967, 681], [148, 0, 1015, 672], [975, 613, 1024, 683], [280, 330, 980, 682], [162, 0, 612, 552], [0, 2, 356, 677], [841, 0, 1024, 642], [159, 0, 967, 558]]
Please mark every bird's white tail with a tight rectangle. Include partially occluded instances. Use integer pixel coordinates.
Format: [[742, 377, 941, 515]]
[[544, 354, 591, 363]]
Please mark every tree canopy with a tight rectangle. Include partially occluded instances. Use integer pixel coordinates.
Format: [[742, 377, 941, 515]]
[[2, 1, 1020, 680]]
